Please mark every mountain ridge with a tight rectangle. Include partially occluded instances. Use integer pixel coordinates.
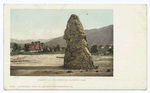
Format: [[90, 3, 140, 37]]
[[45, 25, 113, 47], [11, 25, 113, 47], [10, 38, 53, 44]]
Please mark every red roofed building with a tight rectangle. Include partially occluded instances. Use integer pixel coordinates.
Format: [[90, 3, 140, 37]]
[[25, 41, 44, 51]]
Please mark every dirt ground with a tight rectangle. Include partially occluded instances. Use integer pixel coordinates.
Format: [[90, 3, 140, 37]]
[[10, 54, 113, 76]]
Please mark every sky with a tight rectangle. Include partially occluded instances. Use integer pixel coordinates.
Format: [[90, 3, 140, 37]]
[[11, 9, 113, 40]]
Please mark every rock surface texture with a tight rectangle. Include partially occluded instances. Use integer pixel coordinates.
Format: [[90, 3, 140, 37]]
[[63, 14, 94, 69]]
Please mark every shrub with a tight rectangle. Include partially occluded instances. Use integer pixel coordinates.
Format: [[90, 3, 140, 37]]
[[90, 45, 98, 53], [108, 48, 113, 54]]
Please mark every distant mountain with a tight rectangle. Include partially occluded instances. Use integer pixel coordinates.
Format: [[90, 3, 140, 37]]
[[10, 38, 53, 44], [45, 25, 113, 47]]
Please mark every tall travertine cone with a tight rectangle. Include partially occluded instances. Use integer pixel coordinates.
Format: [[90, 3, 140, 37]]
[[63, 14, 94, 69]]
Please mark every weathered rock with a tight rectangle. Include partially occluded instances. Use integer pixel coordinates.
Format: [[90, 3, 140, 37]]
[[63, 14, 94, 69]]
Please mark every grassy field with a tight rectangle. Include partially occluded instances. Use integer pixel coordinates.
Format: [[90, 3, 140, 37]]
[[11, 48, 113, 56], [91, 48, 113, 55], [11, 50, 65, 56]]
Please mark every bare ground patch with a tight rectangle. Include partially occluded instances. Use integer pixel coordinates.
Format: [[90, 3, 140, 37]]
[[10, 54, 113, 76]]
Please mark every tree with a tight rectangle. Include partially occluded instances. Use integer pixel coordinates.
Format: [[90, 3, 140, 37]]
[[43, 46, 49, 52], [18, 46, 21, 50], [49, 47, 52, 52], [13, 43, 19, 51], [108, 48, 113, 54], [43, 48, 47, 52], [56, 45, 60, 51], [90, 45, 98, 53], [54, 47, 57, 52], [24, 44, 29, 51], [61, 47, 66, 50]]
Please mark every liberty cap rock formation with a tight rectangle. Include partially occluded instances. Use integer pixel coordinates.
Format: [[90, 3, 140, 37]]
[[63, 14, 94, 69]]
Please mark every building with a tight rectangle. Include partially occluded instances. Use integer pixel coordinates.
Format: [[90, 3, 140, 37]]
[[25, 41, 44, 52], [104, 45, 113, 49], [98, 45, 104, 49]]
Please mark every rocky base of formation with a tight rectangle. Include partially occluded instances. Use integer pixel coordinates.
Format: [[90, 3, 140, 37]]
[[64, 42, 95, 69]]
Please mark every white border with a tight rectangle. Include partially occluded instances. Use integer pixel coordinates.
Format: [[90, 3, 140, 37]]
[[1, 1, 149, 92]]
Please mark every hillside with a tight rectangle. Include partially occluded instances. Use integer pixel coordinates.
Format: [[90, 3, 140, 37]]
[[45, 25, 113, 47], [11, 38, 53, 44]]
